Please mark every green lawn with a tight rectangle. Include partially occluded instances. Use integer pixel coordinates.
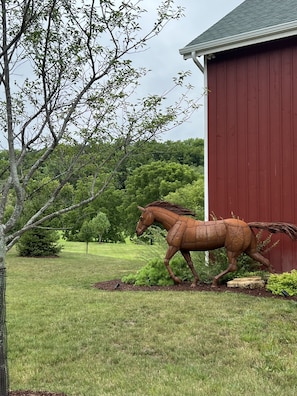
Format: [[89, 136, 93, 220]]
[[6, 242, 297, 395]]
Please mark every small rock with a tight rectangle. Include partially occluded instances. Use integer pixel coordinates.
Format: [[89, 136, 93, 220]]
[[227, 276, 265, 289]]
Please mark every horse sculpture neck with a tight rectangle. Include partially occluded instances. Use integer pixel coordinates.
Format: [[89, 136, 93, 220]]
[[148, 206, 182, 230]]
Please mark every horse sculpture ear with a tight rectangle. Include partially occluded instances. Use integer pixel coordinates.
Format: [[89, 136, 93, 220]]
[[137, 206, 145, 212]]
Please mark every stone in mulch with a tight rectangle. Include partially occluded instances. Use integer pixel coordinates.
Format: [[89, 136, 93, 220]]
[[227, 276, 265, 289]]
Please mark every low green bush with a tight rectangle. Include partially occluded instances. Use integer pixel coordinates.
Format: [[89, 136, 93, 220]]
[[266, 270, 297, 296], [122, 256, 193, 286]]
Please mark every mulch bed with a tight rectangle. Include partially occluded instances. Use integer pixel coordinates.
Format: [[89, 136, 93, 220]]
[[93, 278, 297, 300], [10, 278, 296, 396]]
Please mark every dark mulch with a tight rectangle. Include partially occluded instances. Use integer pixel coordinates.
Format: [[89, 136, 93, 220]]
[[93, 278, 297, 300], [10, 278, 296, 396]]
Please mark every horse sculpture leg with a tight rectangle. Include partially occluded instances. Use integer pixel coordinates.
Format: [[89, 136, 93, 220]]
[[245, 249, 274, 272], [180, 250, 199, 287], [212, 250, 238, 287], [164, 246, 182, 284], [212, 247, 274, 287]]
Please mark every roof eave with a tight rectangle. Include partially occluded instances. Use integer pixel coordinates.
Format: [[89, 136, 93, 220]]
[[179, 20, 297, 59]]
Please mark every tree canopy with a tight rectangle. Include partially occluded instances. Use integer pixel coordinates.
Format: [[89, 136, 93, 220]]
[[1, 0, 199, 250]]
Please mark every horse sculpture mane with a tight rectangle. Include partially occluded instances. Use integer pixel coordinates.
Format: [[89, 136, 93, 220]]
[[145, 201, 196, 217]]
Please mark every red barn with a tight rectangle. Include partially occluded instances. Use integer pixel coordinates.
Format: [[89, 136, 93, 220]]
[[180, 0, 297, 272]]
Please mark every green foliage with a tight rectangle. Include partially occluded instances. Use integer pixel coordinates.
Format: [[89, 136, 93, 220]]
[[123, 138, 204, 171], [91, 188, 125, 242], [90, 212, 110, 243], [164, 177, 204, 219], [77, 213, 111, 253], [2, 140, 204, 245], [123, 160, 199, 235], [16, 228, 62, 257], [78, 220, 94, 244], [267, 270, 297, 296], [125, 160, 198, 203], [1, 139, 204, 246], [1, 0, 200, 252], [122, 256, 193, 286], [77, 220, 95, 254]]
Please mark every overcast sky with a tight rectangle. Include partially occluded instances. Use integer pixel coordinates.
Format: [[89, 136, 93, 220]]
[[2, 1, 245, 148], [138, 0, 244, 141]]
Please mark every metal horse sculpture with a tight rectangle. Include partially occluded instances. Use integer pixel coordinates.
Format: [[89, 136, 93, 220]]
[[136, 201, 297, 287]]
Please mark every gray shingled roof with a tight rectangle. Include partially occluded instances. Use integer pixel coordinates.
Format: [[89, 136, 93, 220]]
[[180, 0, 297, 58]]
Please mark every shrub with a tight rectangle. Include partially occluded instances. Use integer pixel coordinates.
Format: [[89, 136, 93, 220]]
[[122, 256, 193, 286], [17, 228, 62, 257], [266, 270, 297, 296]]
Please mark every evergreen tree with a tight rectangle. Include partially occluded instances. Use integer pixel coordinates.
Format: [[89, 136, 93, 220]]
[[16, 229, 62, 257]]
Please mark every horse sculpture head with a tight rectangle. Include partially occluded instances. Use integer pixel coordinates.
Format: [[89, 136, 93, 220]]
[[136, 206, 154, 236], [136, 201, 196, 237]]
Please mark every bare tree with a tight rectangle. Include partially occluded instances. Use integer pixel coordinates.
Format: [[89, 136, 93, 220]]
[[0, 1, 199, 393]]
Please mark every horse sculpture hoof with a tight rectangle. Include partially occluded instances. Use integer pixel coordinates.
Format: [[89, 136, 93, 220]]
[[190, 281, 199, 288]]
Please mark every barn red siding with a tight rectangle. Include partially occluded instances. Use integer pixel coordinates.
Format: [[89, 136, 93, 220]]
[[207, 38, 297, 272]]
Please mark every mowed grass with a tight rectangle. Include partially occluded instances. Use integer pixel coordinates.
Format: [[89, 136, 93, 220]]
[[6, 241, 297, 396]]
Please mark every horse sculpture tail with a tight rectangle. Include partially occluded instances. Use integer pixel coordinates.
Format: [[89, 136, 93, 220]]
[[248, 222, 297, 240]]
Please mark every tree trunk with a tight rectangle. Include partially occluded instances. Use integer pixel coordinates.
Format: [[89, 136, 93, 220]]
[[0, 228, 8, 396]]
